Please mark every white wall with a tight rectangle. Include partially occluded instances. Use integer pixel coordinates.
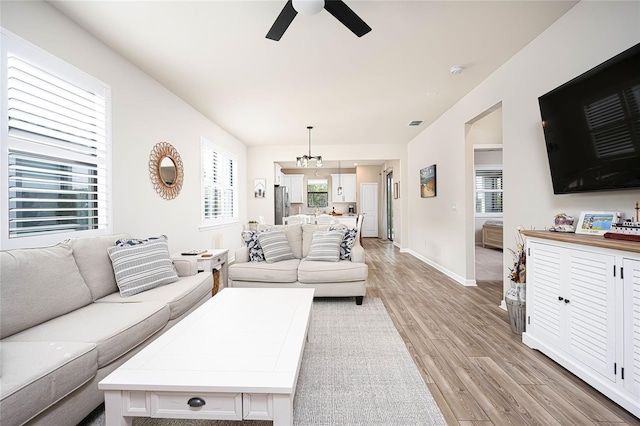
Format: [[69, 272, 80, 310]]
[[406, 1, 640, 293], [1, 1, 247, 256]]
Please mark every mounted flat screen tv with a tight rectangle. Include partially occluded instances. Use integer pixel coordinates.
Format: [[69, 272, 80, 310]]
[[538, 42, 640, 194]]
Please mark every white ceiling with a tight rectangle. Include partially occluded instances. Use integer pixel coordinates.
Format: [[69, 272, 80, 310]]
[[48, 0, 577, 151]]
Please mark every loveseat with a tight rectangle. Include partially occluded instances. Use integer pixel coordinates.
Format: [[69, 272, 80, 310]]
[[228, 224, 368, 304], [0, 234, 213, 426]]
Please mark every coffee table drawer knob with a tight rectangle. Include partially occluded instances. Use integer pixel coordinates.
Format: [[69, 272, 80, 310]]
[[188, 397, 206, 408]]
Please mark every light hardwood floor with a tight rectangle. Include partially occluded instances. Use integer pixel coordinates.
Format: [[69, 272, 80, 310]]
[[362, 238, 640, 426]]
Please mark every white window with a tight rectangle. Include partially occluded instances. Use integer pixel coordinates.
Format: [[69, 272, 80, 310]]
[[1, 29, 111, 249], [201, 137, 238, 227], [475, 167, 503, 216]]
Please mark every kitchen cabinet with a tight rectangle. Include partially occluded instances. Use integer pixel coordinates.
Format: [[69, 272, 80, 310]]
[[521, 231, 640, 418], [274, 164, 283, 186], [282, 174, 304, 204], [331, 173, 356, 203]]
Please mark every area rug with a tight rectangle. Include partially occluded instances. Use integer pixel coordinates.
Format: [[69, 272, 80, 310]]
[[81, 297, 447, 426]]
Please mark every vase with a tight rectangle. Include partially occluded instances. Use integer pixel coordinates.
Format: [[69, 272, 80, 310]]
[[505, 281, 526, 334], [505, 281, 526, 304]]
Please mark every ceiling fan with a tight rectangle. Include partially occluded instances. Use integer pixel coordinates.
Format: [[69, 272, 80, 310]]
[[266, 0, 371, 41]]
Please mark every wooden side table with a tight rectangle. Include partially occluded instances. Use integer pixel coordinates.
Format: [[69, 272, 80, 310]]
[[197, 249, 228, 295], [174, 249, 229, 296]]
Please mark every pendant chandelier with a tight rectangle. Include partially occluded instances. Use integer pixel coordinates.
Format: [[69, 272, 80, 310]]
[[296, 126, 322, 168], [337, 160, 343, 195]]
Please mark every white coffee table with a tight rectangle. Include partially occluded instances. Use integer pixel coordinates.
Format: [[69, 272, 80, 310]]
[[99, 288, 315, 426]]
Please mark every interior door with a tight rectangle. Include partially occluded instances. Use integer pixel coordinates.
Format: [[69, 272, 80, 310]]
[[360, 183, 378, 238]]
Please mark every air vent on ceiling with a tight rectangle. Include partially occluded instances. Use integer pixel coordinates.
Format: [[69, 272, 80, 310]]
[[408, 120, 423, 127]]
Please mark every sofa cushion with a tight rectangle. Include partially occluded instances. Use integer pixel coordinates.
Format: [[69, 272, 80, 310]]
[[107, 237, 179, 297], [0, 244, 93, 339], [229, 259, 300, 283], [67, 233, 130, 300], [241, 230, 265, 262], [4, 302, 170, 368], [96, 273, 211, 320], [297, 259, 369, 283], [257, 230, 295, 263], [0, 341, 97, 426], [306, 230, 345, 262]]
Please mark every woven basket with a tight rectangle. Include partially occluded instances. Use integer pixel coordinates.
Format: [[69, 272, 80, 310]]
[[506, 298, 526, 334]]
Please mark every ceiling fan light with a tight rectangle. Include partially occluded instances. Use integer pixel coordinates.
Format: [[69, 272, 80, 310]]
[[292, 0, 324, 15]]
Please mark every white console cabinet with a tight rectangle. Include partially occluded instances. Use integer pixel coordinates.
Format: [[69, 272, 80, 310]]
[[522, 231, 640, 418], [623, 258, 640, 400]]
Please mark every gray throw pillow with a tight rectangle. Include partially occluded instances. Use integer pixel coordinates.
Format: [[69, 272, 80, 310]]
[[107, 236, 178, 297], [257, 230, 295, 263], [307, 230, 345, 262]]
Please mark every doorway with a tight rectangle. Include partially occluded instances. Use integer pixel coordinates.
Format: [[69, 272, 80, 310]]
[[385, 170, 394, 241], [466, 104, 503, 286]]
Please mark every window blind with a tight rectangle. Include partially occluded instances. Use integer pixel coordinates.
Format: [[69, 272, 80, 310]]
[[202, 139, 237, 225], [4, 52, 109, 241], [475, 169, 503, 214]]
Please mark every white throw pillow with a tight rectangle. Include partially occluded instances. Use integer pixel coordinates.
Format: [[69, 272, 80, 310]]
[[306, 230, 345, 262], [107, 236, 178, 297], [257, 230, 295, 263]]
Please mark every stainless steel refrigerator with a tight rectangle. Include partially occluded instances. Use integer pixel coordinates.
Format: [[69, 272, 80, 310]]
[[274, 186, 290, 225]]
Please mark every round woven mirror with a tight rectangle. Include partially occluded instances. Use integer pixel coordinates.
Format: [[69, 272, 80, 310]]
[[149, 142, 184, 200]]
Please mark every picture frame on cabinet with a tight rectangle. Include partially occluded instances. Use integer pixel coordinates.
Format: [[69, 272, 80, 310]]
[[575, 211, 620, 235]]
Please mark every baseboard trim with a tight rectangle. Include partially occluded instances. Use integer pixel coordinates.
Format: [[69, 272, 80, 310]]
[[499, 299, 507, 311], [405, 249, 476, 287]]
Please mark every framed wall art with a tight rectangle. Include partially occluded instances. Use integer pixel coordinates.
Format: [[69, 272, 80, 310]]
[[575, 211, 619, 235], [420, 164, 436, 198], [254, 178, 266, 198]]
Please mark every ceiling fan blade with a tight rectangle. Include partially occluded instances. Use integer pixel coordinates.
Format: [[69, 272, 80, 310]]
[[266, 1, 298, 41], [324, 0, 371, 38]]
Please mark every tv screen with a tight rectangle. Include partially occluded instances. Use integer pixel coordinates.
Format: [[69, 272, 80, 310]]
[[538, 42, 640, 194]]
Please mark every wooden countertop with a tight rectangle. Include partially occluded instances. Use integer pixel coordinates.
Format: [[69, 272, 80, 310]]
[[521, 229, 640, 254]]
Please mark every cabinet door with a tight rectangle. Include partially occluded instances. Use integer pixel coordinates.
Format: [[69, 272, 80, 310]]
[[623, 258, 640, 397], [343, 174, 357, 202], [565, 249, 616, 382], [528, 242, 565, 349], [282, 175, 291, 191], [528, 241, 616, 382], [289, 175, 304, 204], [274, 164, 282, 186]]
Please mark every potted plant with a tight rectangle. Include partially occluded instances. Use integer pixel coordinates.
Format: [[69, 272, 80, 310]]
[[248, 220, 258, 231], [505, 227, 526, 334]]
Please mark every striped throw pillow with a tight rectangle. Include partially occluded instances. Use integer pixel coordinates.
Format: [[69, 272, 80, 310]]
[[257, 230, 295, 264], [307, 230, 345, 262], [107, 237, 178, 297]]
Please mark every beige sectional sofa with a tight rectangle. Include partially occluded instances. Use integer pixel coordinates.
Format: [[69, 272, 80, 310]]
[[0, 234, 212, 426], [228, 224, 368, 304]]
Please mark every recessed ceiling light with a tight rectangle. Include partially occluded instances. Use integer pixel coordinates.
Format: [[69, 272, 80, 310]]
[[449, 65, 463, 74], [408, 120, 423, 126]]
